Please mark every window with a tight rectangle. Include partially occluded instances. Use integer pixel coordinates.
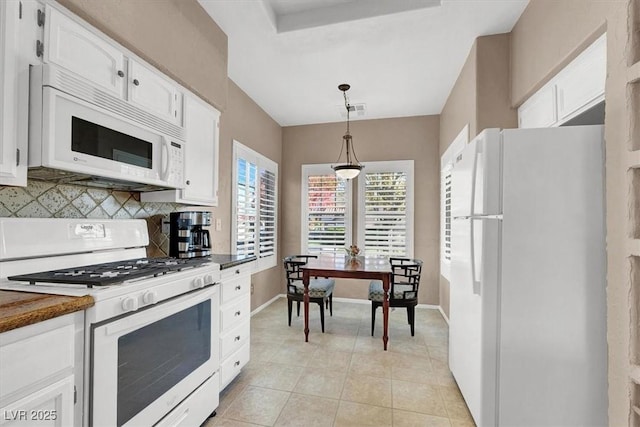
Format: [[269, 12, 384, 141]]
[[233, 141, 278, 271], [357, 161, 414, 257], [301, 164, 352, 255], [440, 125, 468, 280], [301, 161, 413, 257]]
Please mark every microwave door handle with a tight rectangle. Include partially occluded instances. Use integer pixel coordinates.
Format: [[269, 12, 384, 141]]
[[160, 136, 170, 181]]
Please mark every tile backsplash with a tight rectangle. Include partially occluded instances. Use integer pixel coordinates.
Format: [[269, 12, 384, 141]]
[[0, 180, 182, 257]]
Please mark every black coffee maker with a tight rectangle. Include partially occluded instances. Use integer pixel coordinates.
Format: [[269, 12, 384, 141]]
[[169, 211, 212, 258]]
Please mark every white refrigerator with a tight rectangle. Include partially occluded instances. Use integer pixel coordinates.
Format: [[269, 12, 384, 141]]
[[448, 126, 607, 427]]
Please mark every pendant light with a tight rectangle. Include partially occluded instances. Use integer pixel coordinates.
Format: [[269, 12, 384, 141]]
[[332, 84, 363, 180]]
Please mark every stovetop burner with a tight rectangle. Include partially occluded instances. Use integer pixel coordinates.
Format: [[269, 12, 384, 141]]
[[7, 257, 210, 287]]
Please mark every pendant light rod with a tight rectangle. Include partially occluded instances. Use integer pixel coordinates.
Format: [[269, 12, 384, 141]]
[[332, 83, 363, 180]]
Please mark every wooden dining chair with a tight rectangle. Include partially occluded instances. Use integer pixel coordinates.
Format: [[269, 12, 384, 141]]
[[283, 255, 335, 332], [368, 257, 423, 336]]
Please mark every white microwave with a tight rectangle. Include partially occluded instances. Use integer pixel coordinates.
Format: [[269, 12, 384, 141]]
[[28, 64, 185, 191]]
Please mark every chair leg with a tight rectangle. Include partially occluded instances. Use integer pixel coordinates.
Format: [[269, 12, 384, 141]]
[[409, 306, 415, 337], [371, 303, 377, 336], [287, 298, 292, 327], [319, 302, 325, 333], [296, 300, 300, 317], [329, 294, 333, 316]]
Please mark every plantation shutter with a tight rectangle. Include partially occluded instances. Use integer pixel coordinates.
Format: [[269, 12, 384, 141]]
[[259, 167, 276, 259], [443, 168, 452, 262], [304, 170, 351, 255], [235, 157, 257, 257], [362, 171, 408, 256]]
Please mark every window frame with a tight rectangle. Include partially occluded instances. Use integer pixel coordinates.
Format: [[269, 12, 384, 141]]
[[232, 140, 278, 272], [301, 163, 353, 255], [440, 125, 468, 280]]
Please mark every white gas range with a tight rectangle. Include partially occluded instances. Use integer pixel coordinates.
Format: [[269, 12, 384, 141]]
[[0, 218, 222, 427]]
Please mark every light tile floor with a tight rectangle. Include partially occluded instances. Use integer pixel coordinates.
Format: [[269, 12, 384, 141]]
[[205, 298, 475, 427]]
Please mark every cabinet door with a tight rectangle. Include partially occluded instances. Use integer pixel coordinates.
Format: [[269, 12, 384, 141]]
[[0, 0, 42, 186], [128, 59, 182, 125], [555, 35, 606, 122], [45, 4, 125, 97], [0, 376, 74, 427], [182, 95, 220, 205], [517, 84, 556, 129]]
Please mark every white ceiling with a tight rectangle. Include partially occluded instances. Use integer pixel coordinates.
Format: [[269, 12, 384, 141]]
[[198, 0, 529, 127]]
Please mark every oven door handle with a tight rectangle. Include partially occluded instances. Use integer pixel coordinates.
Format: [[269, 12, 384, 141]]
[[102, 286, 217, 337]]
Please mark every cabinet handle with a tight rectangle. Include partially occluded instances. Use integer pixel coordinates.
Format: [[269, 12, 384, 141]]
[[186, 180, 191, 185], [117, 70, 124, 77], [234, 360, 240, 367], [37, 9, 45, 27], [235, 269, 240, 274], [133, 79, 140, 86], [234, 335, 241, 341], [235, 311, 241, 316], [235, 285, 241, 291]]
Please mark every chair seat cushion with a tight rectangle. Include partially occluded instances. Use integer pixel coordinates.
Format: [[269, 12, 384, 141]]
[[368, 280, 416, 302], [291, 278, 335, 297]]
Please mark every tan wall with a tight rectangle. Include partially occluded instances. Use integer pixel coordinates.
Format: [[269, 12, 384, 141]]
[[509, 1, 632, 423], [282, 116, 441, 305], [439, 43, 477, 156], [438, 34, 516, 318], [216, 80, 283, 310], [56, 0, 228, 111], [510, 0, 609, 107]]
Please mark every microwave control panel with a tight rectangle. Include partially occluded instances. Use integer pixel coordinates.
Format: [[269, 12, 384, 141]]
[[167, 141, 184, 188]]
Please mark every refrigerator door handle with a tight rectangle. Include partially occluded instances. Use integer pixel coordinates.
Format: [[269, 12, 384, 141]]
[[470, 218, 482, 295], [468, 140, 479, 217]]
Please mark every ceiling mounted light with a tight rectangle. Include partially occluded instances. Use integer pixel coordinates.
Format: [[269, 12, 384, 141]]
[[332, 84, 363, 180]]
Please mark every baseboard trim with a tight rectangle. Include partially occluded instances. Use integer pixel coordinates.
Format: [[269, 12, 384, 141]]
[[251, 294, 284, 316], [438, 306, 450, 324], [254, 294, 447, 321]]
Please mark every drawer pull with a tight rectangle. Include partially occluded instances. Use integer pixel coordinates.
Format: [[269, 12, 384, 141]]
[[234, 360, 240, 367], [235, 269, 240, 274], [235, 285, 241, 291], [234, 335, 241, 341], [235, 311, 241, 316]]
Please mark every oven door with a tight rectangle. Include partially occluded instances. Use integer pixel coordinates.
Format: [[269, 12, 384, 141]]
[[91, 286, 219, 427]]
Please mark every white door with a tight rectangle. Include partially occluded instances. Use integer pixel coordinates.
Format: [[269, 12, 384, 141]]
[[181, 95, 219, 205], [45, 4, 125, 97], [128, 59, 182, 125]]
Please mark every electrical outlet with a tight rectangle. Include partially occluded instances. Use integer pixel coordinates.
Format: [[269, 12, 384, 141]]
[[162, 221, 170, 234], [250, 283, 254, 294], [215, 218, 222, 231]]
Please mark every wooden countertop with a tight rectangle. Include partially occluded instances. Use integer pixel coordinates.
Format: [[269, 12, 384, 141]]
[[0, 290, 94, 333]]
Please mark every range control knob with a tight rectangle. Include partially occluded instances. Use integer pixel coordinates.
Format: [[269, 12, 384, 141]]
[[192, 277, 205, 289], [143, 291, 158, 305], [121, 296, 139, 312], [204, 274, 216, 284]]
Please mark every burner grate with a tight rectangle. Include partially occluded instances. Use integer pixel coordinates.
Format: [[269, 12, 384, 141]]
[[7, 257, 210, 287]]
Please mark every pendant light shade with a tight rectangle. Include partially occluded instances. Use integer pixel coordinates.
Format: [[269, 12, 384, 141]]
[[332, 84, 363, 180]]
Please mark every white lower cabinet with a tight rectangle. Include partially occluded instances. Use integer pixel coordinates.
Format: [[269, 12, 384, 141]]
[[0, 312, 83, 427], [218, 262, 254, 391]]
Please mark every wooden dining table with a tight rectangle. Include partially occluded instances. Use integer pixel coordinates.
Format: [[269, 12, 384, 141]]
[[301, 254, 392, 350]]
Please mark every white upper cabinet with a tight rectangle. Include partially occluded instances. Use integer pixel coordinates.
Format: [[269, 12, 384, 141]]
[[518, 84, 557, 129], [128, 59, 182, 125], [44, 4, 183, 125], [141, 94, 219, 206], [555, 35, 607, 121], [182, 95, 219, 205], [518, 34, 606, 128], [45, 4, 125, 97], [0, 0, 43, 187]]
